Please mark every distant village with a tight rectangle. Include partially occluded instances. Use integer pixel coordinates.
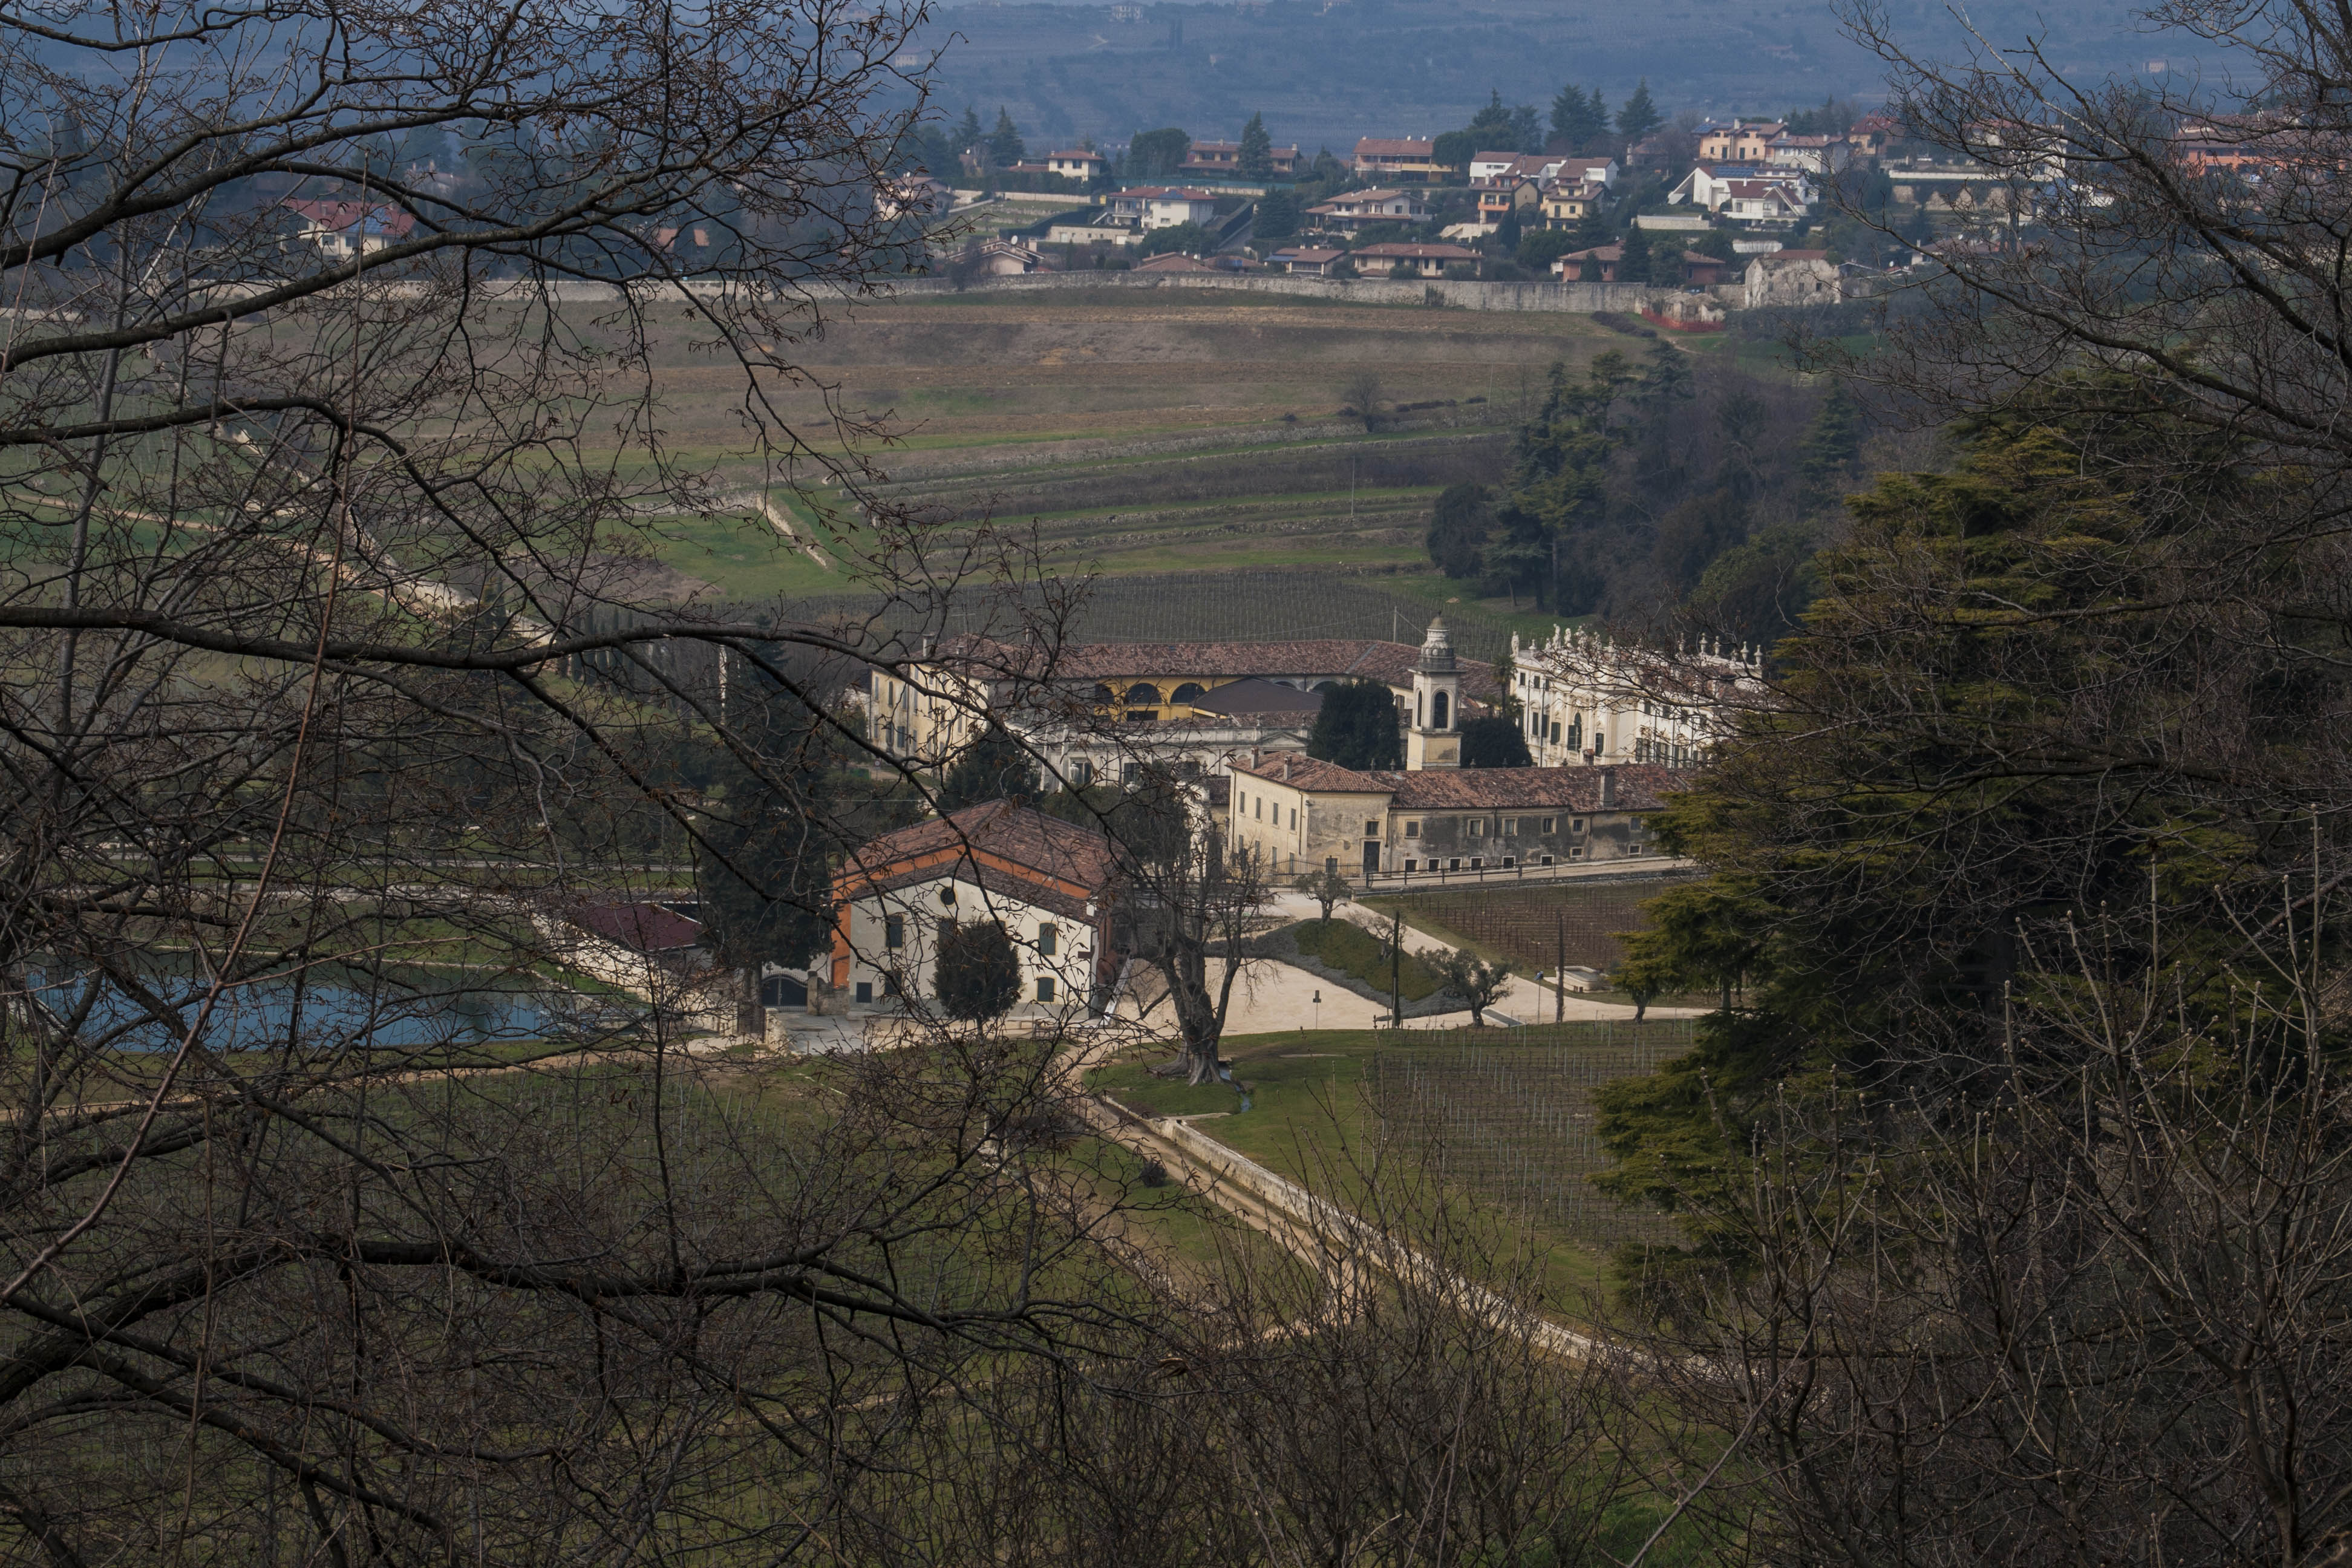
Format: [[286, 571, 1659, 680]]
[[876, 90, 2072, 319]]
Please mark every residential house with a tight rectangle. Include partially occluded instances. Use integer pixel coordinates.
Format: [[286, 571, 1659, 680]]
[[1766, 132, 1852, 174], [1106, 186, 1222, 229], [1508, 625, 1762, 769], [1182, 139, 1299, 175], [1267, 246, 1348, 276], [1846, 113, 1898, 159], [1537, 180, 1610, 227], [280, 199, 415, 260], [1045, 149, 1109, 181], [1468, 149, 1528, 181], [1717, 180, 1812, 223], [875, 175, 953, 221], [1131, 251, 1218, 272], [828, 802, 1119, 1014], [1550, 244, 1622, 282], [1304, 187, 1429, 233], [1742, 249, 1841, 307], [1697, 120, 1788, 163], [967, 239, 1049, 275], [1350, 241, 1481, 277], [1475, 177, 1545, 227], [1668, 164, 1816, 217], [1352, 137, 1452, 183]]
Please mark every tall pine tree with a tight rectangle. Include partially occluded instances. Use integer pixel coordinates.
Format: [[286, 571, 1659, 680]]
[[1617, 79, 1662, 141], [1237, 111, 1275, 178]]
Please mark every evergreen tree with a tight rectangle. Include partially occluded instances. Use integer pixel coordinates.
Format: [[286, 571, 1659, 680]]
[[1797, 379, 1864, 492], [1616, 226, 1653, 284], [987, 108, 1025, 168], [1253, 189, 1299, 243], [1458, 716, 1534, 768], [1238, 111, 1275, 178], [934, 728, 1040, 812], [955, 105, 984, 155], [1468, 90, 1516, 140], [935, 920, 1022, 1023], [1494, 204, 1523, 252], [1508, 102, 1543, 154], [1307, 680, 1404, 770], [1551, 83, 1607, 148], [1617, 79, 1662, 142], [1426, 483, 1492, 578], [1495, 355, 1634, 608]]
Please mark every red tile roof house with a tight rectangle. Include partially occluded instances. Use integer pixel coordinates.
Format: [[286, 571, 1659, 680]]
[[1268, 246, 1347, 276], [1303, 188, 1431, 234], [1350, 241, 1483, 278], [1227, 756, 1685, 881], [280, 198, 416, 260], [829, 801, 1121, 1021], [1182, 140, 1301, 175], [1351, 137, 1451, 182], [538, 900, 747, 1037]]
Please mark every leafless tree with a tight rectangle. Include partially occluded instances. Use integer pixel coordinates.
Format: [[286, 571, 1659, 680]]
[[0, 0, 1143, 1558]]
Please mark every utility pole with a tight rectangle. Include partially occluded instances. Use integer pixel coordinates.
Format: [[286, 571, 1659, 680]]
[[1555, 912, 1565, 1024], [1390, 905, 1403, 1027]]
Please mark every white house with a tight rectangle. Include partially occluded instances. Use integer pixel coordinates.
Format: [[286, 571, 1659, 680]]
[[1107, 186, 1221, 229], [1304, 187, 1429, 233], [828, 802, 1119, 1018], [1045, 148, 1108, 181], [1668, 164, 1815, 216]]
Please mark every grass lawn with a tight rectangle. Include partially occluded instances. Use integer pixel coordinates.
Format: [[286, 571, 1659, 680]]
[[1283, 916, 1447, 1001]]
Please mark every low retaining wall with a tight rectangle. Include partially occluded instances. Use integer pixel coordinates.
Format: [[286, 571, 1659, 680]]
[[881, 270, 1668, 313]]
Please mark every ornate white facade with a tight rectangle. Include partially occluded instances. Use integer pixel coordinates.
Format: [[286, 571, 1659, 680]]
[[1508, 627, 1763, 768]]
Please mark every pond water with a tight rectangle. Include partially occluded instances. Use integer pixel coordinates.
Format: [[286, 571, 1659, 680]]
[[24, 968, 636, 1052]]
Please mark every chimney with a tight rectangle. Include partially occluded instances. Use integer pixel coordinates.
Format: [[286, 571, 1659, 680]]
[[1279, 758, 1290, 781], [1599, 766, 1616, 809]]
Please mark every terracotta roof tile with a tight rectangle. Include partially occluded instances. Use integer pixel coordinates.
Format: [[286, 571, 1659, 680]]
[[847, 800, 1117, 893], [1232, 759, 1686, 812]]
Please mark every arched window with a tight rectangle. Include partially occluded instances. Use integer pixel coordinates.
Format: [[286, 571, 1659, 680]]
[[1091, 683, 1116, 705], [1126, 682, 1161, 705], [1171, 682, 1206, 704], [1312, 680, 1339, 693], [1432, 690, 1449, 730]]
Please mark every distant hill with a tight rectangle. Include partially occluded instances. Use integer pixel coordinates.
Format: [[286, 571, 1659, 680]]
[[907, 0, 2166, 156]]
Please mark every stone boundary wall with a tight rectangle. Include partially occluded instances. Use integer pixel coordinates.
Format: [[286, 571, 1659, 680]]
[[879, 270, 1670, 313], [345, 273, 1746, 318]]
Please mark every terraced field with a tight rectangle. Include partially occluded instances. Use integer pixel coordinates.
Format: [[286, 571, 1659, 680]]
[[600, 287, 1627, 643], [1374, 874, 1701, 975]]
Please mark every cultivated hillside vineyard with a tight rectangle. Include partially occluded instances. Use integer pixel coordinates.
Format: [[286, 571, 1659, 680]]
[[1, 0, 2348, 1563]]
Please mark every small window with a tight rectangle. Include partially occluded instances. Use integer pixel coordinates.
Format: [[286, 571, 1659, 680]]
[[1405, 858, 1418, 872], [1070, 759, 1093, 785], [1503, 818, 1519, 837], [1254, 798, 1263, 820], [1571, 817, 1586, 833], [1036, 976, 1056, 1002], [1471, 857, 1484, 869], [1448, 858, 1462, 870], [1122, 762, 1138, 783], [938, 886, 956, 906], [1289, 808, 1297, 830], [1364, 820, 1378, 837], [1543, 817, 1557, 834], [1501, 855, 1515, 867], [1570, 846, 1584, 860], [1468, 818, 1486, 837], [1126, 682, 1161, 705], [884, 915, 904, 949], [855, 981, 874, 1003], [1541, 854, 1555, 866], [1038, 923, 1058, 956], [1405, 820, 1420, 838]]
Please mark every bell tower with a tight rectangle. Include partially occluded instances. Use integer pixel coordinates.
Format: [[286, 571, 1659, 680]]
[[1406, 616, 1462, 771]]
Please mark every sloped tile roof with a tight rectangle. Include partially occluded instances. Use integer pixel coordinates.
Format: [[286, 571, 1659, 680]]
[[1232, 759, 1685, 812], [846, 800, 1117, 895]]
